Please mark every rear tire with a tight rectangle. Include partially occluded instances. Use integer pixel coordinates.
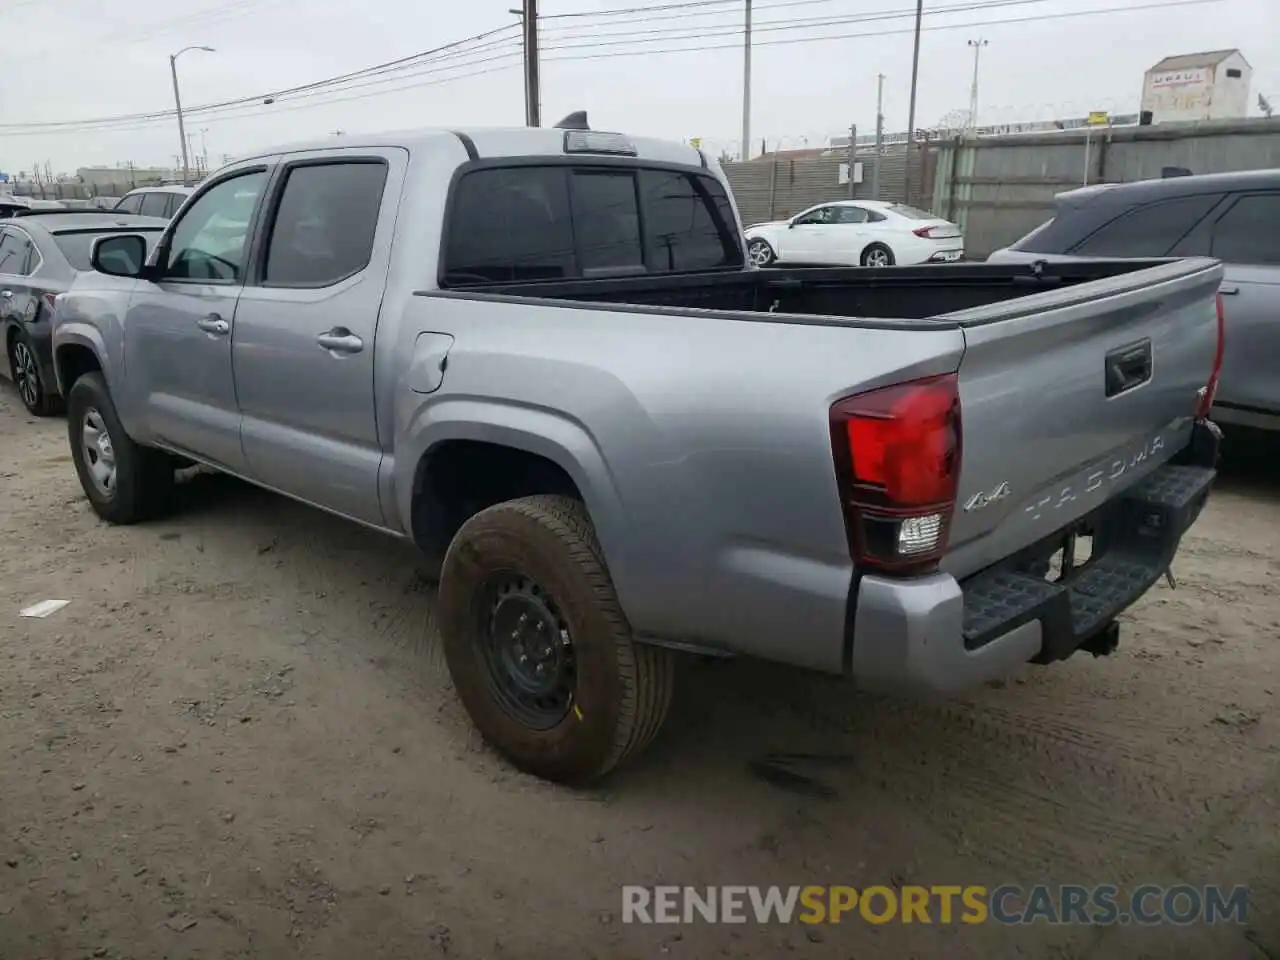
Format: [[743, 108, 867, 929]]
[[861, 243, 895, 267], [438, 495, 674, 784], [7, 330, 61, 417], [66, 372, 176, 524]]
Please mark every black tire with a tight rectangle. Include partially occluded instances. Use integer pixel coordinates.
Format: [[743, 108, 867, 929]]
[[66, 372, 176, 524], [747, 238, 776, 267], [860, 242, 896, 267], [7, 329, 62, 417], [438, 494, 674, 784]]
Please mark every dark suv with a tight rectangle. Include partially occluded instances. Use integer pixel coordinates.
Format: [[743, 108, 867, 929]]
[[988, 169, 1280, 433]]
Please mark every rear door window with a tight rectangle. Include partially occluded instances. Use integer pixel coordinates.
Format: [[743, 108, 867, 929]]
[[0, 229, 34, 275], [1209, 193, 1280, 266], [115, 194, 143, 214], [1069, 194, 1221, 257], [262, 161, 388, 286]]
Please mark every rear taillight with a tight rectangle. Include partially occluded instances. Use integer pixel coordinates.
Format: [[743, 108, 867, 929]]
[[830, 373, 961, 574], [1195, 292, 1226, 419], [912, 226, 936, 238]]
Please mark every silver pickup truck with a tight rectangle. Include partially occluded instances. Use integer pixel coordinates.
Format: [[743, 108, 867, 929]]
[[52, 119, 1223, 784]]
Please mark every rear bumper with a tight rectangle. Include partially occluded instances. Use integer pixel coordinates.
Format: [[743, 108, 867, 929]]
[[849, 422, 1218, 694]]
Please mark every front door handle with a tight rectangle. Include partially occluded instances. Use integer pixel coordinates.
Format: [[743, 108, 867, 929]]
[[317, 328, 364, 355], [195, 314, 230, 335], [1219, 285, 1240, 296]]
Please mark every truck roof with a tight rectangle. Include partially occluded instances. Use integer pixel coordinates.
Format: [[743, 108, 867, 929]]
[[235, 125, 710, 171]]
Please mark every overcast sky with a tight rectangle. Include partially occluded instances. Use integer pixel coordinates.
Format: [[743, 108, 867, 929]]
[[1, 0, 1276, 173]]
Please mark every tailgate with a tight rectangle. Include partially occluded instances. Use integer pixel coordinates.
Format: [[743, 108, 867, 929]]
[[942, 257, 1223, 580]]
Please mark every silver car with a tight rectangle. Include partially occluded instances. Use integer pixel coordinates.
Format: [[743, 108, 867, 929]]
[[113, 185, 194, 220], [988, 169, 1280, 433]]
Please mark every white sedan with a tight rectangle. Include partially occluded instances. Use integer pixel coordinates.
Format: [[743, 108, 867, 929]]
[[744, 200, 965, 268]]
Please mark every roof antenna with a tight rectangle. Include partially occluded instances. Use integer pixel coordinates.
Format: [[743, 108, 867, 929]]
[[555, 111, 589, 131]]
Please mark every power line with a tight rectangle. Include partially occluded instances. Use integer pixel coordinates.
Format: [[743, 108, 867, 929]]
[[0, 23, 520, 131], [543, 0, 1223, 57], [538, 0, 1069, 44]]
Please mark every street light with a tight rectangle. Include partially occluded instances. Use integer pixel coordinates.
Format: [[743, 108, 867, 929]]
[[967, 39, 989, 129], [170, 45, 215, 186]]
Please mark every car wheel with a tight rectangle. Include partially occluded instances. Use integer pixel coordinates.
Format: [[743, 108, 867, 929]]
[[66, 372, 176, 524], [747, 238, 777, 267], [7, 330, 61, 416], [861, 243, 895, 267], [438, 494, 675, 784]]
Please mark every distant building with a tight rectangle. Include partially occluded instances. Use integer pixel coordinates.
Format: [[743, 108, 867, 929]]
[[1140, 49, 1252, 124], [75, 166, 182, 191]]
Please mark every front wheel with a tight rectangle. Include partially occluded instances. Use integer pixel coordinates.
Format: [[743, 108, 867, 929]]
[[861, 243, 896, 267], [438, 495, 674, 784], [8, 331, 61, 416], [747, 238, 776, 267], [66, 372, 176, 524]]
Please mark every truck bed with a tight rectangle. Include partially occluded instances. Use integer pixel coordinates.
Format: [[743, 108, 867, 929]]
[[434, 259, 1182, 325]]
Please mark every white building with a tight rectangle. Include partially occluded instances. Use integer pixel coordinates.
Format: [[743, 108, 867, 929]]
[[1140, 50, 1252, 123]]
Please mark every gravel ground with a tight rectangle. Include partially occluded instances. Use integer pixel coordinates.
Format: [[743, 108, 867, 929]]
[[1, 380, 1277, 960]]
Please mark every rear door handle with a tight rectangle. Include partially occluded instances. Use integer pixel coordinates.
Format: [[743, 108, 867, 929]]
[[1105, 339, 1153, 398], [317, 328, 364, 355], [1219, 285, 1240, 295], [195, 314, 230, 335]]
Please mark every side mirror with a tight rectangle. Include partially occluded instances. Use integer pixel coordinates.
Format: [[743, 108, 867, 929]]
[[787, 220, 796, 229], [91, 234, 149, 279]]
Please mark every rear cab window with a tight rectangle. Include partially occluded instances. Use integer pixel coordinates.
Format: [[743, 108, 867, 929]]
[[440, 162, 742, 286], [139, 192, 171, 218]]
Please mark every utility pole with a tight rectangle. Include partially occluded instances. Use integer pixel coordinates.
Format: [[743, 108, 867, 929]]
[[967, 38, 988, 129], [847, 124, 857, 198], [872, 73, 885, 199], [512, 0, 541, 126], [169, 45, 215, 186], [903, 0, 924, 205], [741, 0, 752, 160]]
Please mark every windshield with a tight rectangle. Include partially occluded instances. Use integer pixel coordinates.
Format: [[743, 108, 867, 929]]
[[886, 203, 939, 220], [54, 229, 164, 271]]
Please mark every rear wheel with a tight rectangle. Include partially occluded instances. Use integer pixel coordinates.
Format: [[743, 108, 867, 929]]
[[747, 238, 776, 267], [861, 243, 895, 267], [66, 372, 176, 524], [7, 330, 61, 416], [438, 495, 674, 784]]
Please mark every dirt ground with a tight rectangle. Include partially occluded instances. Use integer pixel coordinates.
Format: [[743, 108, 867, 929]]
[[1, 381, 1277, 960]]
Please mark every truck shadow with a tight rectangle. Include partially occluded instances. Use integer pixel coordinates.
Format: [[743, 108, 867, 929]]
[[155, 462, 1276, 956]]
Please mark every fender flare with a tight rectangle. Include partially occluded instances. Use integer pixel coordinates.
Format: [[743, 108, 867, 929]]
[[51, 324, 109, 396]]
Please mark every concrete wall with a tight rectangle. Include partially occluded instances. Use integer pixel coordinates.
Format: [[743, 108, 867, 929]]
[[721, 143, 936, 227], [931, 117, 1280, 257]]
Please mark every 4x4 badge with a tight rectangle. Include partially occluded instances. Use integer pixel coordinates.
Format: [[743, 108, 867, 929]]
[[963, 481, 1011, 512]]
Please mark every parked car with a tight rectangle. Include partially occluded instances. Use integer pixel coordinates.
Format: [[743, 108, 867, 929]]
[[53, 121, 1221, 784], [113, 185, 194, 219], [1, 211, 166, 415], [987, 169, 1280, 433], [744, 200, 965, 267]]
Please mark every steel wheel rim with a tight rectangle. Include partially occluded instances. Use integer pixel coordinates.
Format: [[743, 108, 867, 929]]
[[477, 573, 576, 730], [80, 408, 117, 498], [748, 240, 772, 266], [866, 249, 890, 267], [13, 341, 39, 409]]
